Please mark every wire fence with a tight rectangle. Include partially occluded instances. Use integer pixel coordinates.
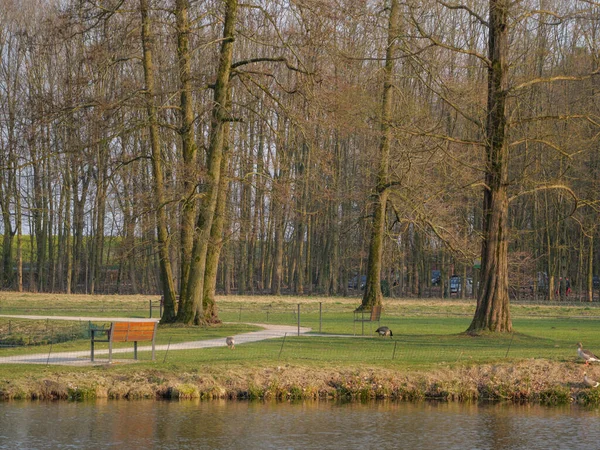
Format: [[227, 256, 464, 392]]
[[0, 316, 590, 367], [0, 338, 574, 367], [3, 296, 600, 318], [1, 298, 600, 366]]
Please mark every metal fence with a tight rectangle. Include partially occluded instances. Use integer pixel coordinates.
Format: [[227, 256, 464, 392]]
[[0, 328, 559, 366], [0, 305, 595, 366]]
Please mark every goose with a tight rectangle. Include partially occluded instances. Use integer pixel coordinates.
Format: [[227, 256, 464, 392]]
[[577, 342, 600, 365], [584, 372, 600, 388], [375, 326, 393, 338], [226, 336, 235, 349]]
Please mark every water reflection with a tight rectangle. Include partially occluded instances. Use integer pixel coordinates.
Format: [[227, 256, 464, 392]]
[[1, 400, 599, 449]]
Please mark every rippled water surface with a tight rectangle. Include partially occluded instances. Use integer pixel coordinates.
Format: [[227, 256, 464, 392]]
[[1, 400, 599, 449]]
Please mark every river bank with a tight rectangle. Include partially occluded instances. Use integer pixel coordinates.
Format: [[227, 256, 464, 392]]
[[2, 293, 600, 406], [2, 359, 599, 406]]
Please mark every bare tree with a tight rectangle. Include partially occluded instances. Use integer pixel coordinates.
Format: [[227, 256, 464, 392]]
[[140, 0, 177, 317], [360, 0, 400, 310], [178, 0, 238, 324], [467, 0, 512, 332]]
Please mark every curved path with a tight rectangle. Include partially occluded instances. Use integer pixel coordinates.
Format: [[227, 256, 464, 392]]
[[0, 315, 312, 366]]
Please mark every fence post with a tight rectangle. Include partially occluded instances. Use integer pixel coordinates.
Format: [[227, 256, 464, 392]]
[[46, 328, 54, 365], [505, 332, 515, 358], [46, 341, 53, 365], [297, 304, 300, 336], [278, 333, 287, 359], [319, 302, 322, 333], [163, 337, 172, 363], [149, 299, 153, 318]]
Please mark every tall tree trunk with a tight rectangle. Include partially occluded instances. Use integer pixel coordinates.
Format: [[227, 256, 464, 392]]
[[361, 0, 399, 310], [0, 37, 19, 290], [15, 179, 22, 292], [251, 123, 266, 293], [30, 125, 48, 292], [140, 0, 177, 319], [329, 134, 342, 295], [467, 0, 512, 333], [271, 117, 289, 295], [91, 145, 108, 295], [201, 127, 231, 323], [237, 123, 252, 295], [0, 122, 16, 289], [0, 186, 14, 288], [294, 139, 309, 294], [175, 0, 198, 315], [271, 193, 285, 295], [587, 235, 594, 302], [72, 162, 91, 292], [178, 0, 237, 324], [64, 168, 73, 294]]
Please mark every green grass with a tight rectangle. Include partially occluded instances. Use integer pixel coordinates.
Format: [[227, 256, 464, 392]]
[[0, 316, 593, 371], [1, 293, 600, 371]]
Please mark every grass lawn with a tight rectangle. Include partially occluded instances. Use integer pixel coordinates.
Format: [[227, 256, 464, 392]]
[[1, 292, 598, 370]]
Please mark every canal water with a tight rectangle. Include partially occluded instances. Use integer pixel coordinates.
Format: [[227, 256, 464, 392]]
[[1, 400, 599, 449]]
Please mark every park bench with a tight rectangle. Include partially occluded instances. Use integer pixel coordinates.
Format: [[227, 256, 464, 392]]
[[90, 321, 158, 363], [353, 305, 382, 336]]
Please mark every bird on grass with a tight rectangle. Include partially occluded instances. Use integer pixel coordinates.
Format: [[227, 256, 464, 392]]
[[375, 326, 393, 338], [584, 372, 600, 388], [577, 342, 600, 365], [226, 336, 235, 349]]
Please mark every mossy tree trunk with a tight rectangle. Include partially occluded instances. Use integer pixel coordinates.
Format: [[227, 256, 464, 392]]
[[174, 0, 197, 321], [360, 0, 399, 310], [0, 173, 15, 288], [467, 0, 512, 333], [201, 119, 231, 324], [140, 0, 177, 318], [178, 0, 237, 324], [271, 115, 290, 296]]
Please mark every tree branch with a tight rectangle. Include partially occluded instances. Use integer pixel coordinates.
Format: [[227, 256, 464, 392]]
[[407, 4, 490, 66], [435, 1, 489, 26], [231, 56, 311, 75], [508, 114, 600, 128], [508, 184, 578, 219], [510, 74, 597, 92], [508, 138, 570, 158]]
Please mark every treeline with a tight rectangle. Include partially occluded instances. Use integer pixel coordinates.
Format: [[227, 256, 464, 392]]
[[0, 0, 598, 306]]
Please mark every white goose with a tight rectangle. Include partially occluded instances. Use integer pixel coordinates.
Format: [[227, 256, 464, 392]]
[[226, 336, 235, 349], [577, 342, 600, 365], [584, 372, 600, 388]]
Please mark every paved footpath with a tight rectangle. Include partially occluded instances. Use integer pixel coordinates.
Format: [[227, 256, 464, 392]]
[[0, 315, 311, 366]]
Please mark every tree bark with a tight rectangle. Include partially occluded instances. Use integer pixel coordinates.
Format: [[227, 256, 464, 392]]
[[175, 0, 198, 315], [360, 0, 399, 310], [201, 125, 230, 324], [178, 0, 237, 324], [467, 0, 512, 333], [140, 0, 177, 319], [587, 235, 594, 302], [91, 144, 108, 295]]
